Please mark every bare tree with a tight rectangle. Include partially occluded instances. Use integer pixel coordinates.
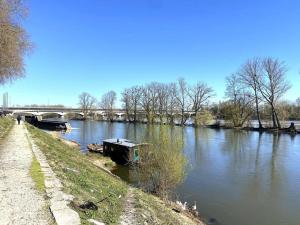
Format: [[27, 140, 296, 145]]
[[175, 78, 189, 125], [121, 86, 142, 122], [78, 92, 97, 118], [130, 86, 142, 122], [165, 82, 178, 124], [121, 88, 131, 121], [257, 58, 291, 128], [156, 83, 169, 124], [238, 58, 263, 129], [224, 74, 254, 127], [148, 82, 159, 122], [0, 0, 32, 84], [187, 82, 214, 126], [140, 85, 153, 123], [100, 91, 117, 121]]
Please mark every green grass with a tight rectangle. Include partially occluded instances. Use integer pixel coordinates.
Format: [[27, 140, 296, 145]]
[[26, 124, 128, 225], [30, 156, 46, 192], [0, 117, 14, 138]]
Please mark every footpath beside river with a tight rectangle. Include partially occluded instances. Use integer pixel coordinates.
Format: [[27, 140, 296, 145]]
[[0, 122, 51, 225]]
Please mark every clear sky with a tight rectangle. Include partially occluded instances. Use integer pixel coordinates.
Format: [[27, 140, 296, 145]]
[[1, 0, 300, 107]]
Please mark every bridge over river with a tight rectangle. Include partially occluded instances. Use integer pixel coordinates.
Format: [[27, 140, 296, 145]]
[[4, 107, 127, 119], [4, 107, 196, 122]]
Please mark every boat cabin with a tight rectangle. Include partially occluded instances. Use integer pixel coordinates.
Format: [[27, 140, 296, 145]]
[[25, 115, 71, 130], [103, 138, 145, 165]]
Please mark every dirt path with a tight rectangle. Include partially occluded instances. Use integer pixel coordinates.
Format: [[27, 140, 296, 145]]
[[0, 122, 51, 225], [119, 187, 138, 225]]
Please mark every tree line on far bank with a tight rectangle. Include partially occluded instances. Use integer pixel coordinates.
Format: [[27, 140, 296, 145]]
[[222, 57, 292, 129], [79, 78, 215, 126], [79, 57, 300, 129]]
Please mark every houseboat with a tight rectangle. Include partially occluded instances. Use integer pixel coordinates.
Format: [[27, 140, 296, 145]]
[[103, 138, 146, 165], [25, 115, 71, 130]]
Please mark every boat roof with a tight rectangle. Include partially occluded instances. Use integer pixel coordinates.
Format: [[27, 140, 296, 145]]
[[41, 119, 68, 124], [103, 138, 138, 148]]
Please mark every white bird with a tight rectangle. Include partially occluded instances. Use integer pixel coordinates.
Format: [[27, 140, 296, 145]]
[[192, 201, 197, 211], [176, 200, 183, 207], [182, 202, 187, 210]]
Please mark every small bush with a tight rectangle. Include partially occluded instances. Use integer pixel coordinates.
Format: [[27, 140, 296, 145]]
[[195, 110, 214, 126], [138, 126, 187, 200]]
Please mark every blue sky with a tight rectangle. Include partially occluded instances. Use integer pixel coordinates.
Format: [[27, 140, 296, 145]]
[[1, 0, 300, 107]]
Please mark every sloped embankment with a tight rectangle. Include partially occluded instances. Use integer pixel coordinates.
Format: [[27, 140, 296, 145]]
[[26, 124, 202, 225]]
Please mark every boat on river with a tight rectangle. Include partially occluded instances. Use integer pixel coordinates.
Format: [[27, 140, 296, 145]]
[[87, 143, 103, 153], [25, 116, 71, 130], [102, 138, 147, 165]]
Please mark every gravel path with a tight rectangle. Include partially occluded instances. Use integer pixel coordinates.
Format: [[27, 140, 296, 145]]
[[0, 122, 51, 225], [119, 187, 138, 225]]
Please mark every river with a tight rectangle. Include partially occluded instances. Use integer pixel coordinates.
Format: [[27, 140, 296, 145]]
[[60, 120, 300, 225]]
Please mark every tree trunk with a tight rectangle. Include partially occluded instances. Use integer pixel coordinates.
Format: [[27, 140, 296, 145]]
[[159, 112, 163, 124], [271, 106, 277, 128], [254, 90, 263, 129], [146, 112, 151, 124], [170, 115, 174, 125], [181, 109, 184, 125], [134, 105, 137, 123], [274, 110, 281, 129], [125, 108, 129, 122], [194, 111, 198, 127]]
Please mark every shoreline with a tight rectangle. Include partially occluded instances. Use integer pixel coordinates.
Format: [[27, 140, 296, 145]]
[[206, 124, 300, 135], [48, 131, 81, 148], [70, 118, 300, 135], [50, 127, 206, 224]]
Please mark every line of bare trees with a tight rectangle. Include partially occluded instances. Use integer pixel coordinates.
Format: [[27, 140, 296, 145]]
[[78, 91, 117, 120], [78, 78, 215, 125], [78, 57, 297, 129], [222, 57, 291, 129], [121, 78, 214, 125]]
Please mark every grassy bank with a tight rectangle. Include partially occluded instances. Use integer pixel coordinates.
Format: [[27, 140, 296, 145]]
[[26, 124, 201, 225], [26, 124, 127, 224], [0, 117, 14, 138]]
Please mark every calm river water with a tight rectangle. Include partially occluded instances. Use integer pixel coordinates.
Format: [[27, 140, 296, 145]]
[[61, 120, 300, 225]]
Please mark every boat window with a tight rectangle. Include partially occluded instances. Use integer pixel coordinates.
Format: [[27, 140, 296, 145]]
[[134, 148, 139, 160]]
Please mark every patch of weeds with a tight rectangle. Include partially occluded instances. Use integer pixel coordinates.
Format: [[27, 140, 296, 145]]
[[0, 117, 14, 139], [30, 156, 46, 192]]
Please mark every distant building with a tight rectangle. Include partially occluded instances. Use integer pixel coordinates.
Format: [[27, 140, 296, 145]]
[[2, 92, 8, 111]]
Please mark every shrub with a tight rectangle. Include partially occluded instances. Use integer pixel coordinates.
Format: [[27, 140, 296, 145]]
[[138, 126, 187, 200]]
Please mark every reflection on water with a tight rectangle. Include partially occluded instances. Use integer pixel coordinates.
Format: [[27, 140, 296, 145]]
[[61, 120, 300, 225]]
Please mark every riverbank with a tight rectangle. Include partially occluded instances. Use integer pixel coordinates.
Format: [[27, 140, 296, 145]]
[[206, 124, 300, 135], [26, 123, 205, 225], [49, 131, 81, 148], [78, 118, 300, 136]]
